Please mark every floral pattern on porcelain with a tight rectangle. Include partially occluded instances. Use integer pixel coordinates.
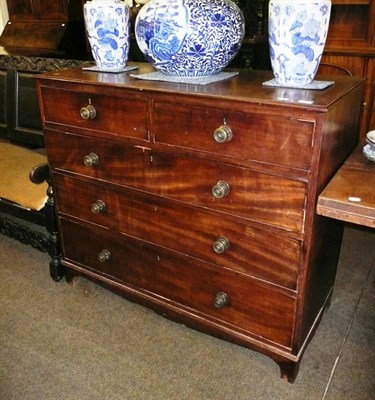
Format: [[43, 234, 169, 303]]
[[363, 144, 375, 163], [84, 0, 130, 69], [268, 0, 331, 85], [135, 0, 245, 77]]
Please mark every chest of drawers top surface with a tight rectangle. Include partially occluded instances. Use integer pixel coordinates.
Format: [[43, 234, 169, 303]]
[[38, 63, 363, 110]]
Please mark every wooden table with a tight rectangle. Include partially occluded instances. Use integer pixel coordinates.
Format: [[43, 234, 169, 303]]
[[317, 144, 375, 228]]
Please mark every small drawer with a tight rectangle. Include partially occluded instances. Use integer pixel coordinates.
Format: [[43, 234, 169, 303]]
[[60, 218, 295, 349], [40, 86, 149, 140], [153, 101, 314, 170], [47, 131, 307, 233], [54, 174, 301, 290]]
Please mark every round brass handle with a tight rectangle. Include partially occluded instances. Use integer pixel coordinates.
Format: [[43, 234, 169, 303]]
[[214, 291, 229, 309], [214, 124, 233, 143], [212, 181, 230, 199], [83, 152, 99, 167], [91, 199, 106, 214], [97, 249, 111, 263], [213, 236, 230, 254], [80, 104, 96, 120]]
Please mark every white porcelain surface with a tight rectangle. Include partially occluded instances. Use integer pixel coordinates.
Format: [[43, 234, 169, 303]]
[[135, 0, 245, 77], [84, 0, 130, 70], [268, 0, 331, 85], [366, 130, 375, 145], [363, 144, 375, 163]]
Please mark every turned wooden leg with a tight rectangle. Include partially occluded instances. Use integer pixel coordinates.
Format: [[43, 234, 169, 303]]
[[45, 182, 63, 282], [30, 164, 63, 282], [278, 360, 301, 383]]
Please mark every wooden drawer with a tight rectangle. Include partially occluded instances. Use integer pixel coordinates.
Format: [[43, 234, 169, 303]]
[[153, 101, 314, 170], [60, 218, 295, 348], [47, 131, 307, 233], [39, 86, 149, 140], [54, 174, 301, 290]]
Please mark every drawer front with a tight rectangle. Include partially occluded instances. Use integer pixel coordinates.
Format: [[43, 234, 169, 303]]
[[40, 86, 149, 140], [47, 132, 307, 233], [60, 218, 295, 348], [54, 174, 301, 289], [153, 101, 314, 170]]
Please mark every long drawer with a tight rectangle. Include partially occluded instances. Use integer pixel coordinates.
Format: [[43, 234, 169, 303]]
[[46, 131, 307, 233], [153, 100, 315, 170], [54, 173, 301, 290], [60, 218, 296, 348]]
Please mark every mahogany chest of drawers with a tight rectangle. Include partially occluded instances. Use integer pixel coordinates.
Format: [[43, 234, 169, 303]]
[[36, 65, 364, 382]]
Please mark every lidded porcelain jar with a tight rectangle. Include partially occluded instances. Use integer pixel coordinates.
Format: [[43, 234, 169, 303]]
[[134, 0, 245, 77], [268, 0, 332, 85], [84, 0, 131, 70]]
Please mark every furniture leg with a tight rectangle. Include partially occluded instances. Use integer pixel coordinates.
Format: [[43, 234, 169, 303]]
[[30, 164, 63, 281]]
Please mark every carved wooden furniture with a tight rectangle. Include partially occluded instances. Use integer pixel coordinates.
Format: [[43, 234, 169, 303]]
[[317, 144, 375, 229], [0, 55, 90, 281], [37, 64, 364, 382], [0, 142, 62, 281]]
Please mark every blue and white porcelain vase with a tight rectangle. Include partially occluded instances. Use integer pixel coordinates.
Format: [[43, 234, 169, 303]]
[[134, 0, 245, 77], [84, 0, 130, 70], [268, 0, 332, 85]]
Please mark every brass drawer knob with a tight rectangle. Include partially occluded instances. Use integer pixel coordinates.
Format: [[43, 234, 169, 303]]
[[83, 152, 99, 167], [80, 104, 96, 120], [214, 124, 233, 143], [97, 249, 111, 263], [213, 236, 230, 254], [212, 181, 230, 198], [91, 199, 106, 214], [214, 291, 229, 309]]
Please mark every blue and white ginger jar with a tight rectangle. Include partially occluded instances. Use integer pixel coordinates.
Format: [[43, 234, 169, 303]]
[[84, 0, 130, 70], [135, 0, 245, 77], [268, 0, 332, 85]]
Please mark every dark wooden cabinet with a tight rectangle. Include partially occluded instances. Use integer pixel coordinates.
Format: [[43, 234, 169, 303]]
[[0, 56, 90, 145], [6, 0, 33, 20], [7, 0, 74, 21], [325, 0, 374, 48], [0, 0, 89, 144], [29, 0, 68, 20], [0, 0, 87, 59], [0, 70, 6, 137], [322, 0, 375, 141], [37, 65, 364, 383], [6, 69, 44, 146], [0, 64, 43, 146]]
